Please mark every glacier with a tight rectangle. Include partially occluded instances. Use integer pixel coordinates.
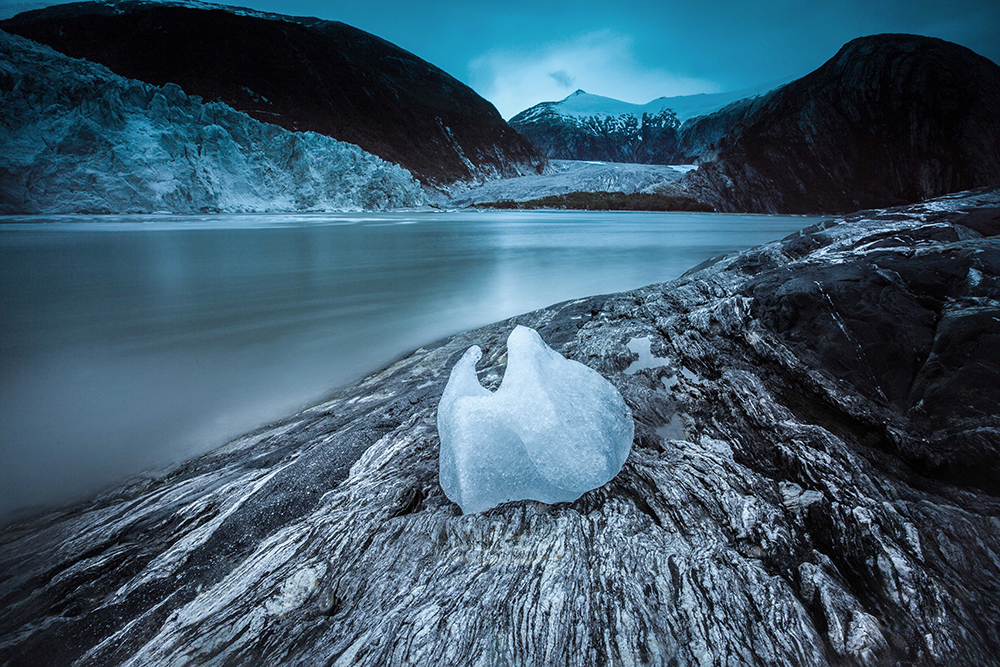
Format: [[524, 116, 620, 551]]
[[437, 325, 634, 514], [433, 159, 692, 207], [0, 30, 425, 214]]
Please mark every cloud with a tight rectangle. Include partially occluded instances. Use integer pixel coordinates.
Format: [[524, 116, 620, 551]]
[[548, 69, 575, 88], [469, 31, 721, 119]]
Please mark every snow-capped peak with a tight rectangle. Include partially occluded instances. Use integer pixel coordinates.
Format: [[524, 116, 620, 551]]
[[544, 76, 794, 124]]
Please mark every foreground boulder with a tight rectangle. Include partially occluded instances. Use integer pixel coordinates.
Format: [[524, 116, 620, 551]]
[[1, 190, 999, 666]]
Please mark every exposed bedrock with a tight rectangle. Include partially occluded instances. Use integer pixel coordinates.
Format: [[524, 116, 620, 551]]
[[1, 190, 999, 666], [744, 205, 1000, 492]]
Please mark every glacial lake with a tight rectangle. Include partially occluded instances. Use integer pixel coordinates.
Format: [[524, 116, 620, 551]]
[[0, 210, 817, 520]]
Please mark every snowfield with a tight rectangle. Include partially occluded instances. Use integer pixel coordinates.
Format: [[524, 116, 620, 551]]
[[0, 30, 426, 214]]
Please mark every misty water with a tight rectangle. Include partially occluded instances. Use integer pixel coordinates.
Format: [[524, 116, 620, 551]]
[[0, 210, 816, 520]]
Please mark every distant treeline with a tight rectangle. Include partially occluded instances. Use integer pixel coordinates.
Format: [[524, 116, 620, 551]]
[[474, 191, 715, 212]]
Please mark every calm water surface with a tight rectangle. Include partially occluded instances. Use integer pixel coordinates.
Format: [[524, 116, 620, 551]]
[[0, 210, 817, 519]]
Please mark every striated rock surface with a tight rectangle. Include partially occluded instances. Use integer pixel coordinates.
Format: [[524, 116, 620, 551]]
[[2, 190, 1000, 665], [1, 1, 545, 185], [0, 30, 424, 214], [684, 35, 1000, 213]]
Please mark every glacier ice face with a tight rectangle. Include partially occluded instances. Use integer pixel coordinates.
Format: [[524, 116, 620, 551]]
[[437, 325, 634, 514], [0, 31, 425, 214]]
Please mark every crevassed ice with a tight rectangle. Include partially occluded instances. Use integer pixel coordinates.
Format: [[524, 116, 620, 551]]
[[0, 31, 425, 214], [437, 326, 634, 514]]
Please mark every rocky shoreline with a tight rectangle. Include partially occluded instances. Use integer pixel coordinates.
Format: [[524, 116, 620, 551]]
[[2, 189, 999, 666]]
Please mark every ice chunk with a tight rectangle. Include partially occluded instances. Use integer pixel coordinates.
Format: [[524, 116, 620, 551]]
[[438, 325, 634, 514]]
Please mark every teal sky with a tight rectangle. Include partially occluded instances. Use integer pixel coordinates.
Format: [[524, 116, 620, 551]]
[[2, 0, 999, 117]]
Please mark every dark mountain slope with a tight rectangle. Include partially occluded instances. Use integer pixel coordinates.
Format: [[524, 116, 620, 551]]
[[2, 1, 544, 184], [685, 34, 1000, 213]]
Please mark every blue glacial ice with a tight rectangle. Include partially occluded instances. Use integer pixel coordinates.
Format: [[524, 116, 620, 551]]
[[437, 325, 634, 514], [0, 31, 424, 214]]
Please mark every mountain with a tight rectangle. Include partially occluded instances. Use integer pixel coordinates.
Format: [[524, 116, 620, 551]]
[[0, 30, 424, 213], [2, 189, 999, 665], [510, 35, 1000, 215], [1, 0, 545, 185], [509, 80, 788, 164], [683, 34, 1000, 213]]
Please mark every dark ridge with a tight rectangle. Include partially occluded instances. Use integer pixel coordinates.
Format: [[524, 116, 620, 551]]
[[685, 34, 1000, 213]]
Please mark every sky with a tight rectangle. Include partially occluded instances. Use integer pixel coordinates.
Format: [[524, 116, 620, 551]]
[[2, 0, 999, 118]]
